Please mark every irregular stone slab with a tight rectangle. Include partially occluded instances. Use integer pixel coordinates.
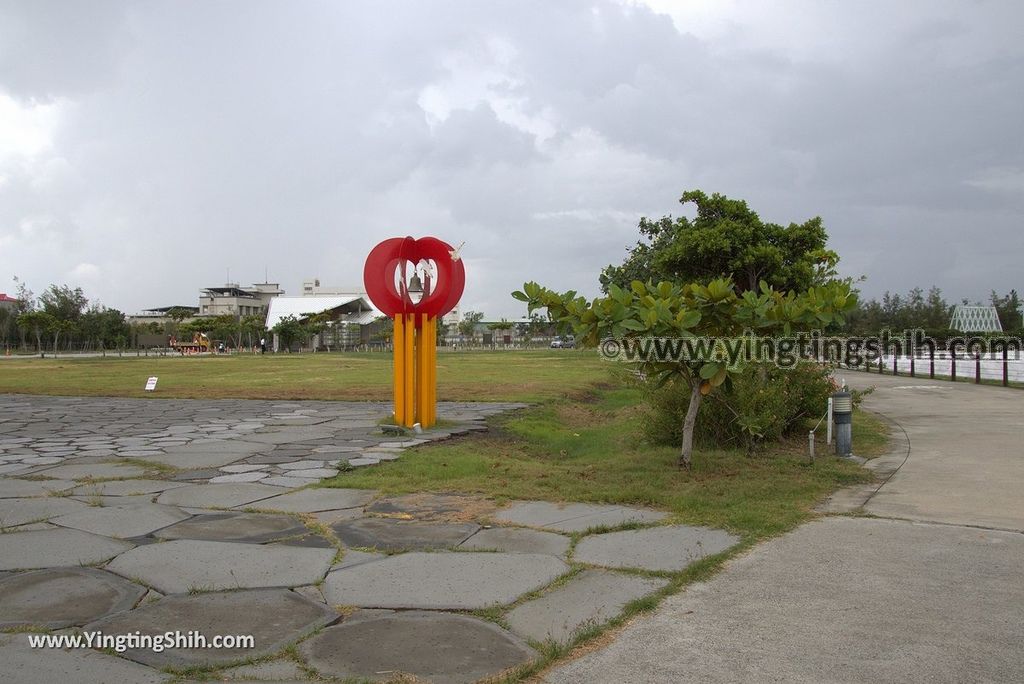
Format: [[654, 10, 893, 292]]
[[0, 634, 168, 684], [0, 497, 90, 528], [312, 507, 365, 526], [247, 487, 376, 513], [0, 528, 134, 570], [0, 567, 146, 628], [460, 527, 571, 556], [312, 445, 362, 453], [219, 464, 268, 473], [261, 475, 314, 488], [366, 493, 497, 521], [274, 533, 333, 548], [277, 459, 326, 470], [323, 552, 568, 609], [85, 589, 336, 669], [31, 462, 148, 480], [286, 467, 338, 479], [72, 494, 156, 508], [50, 503, 191, 538], [154, 512, 308, 544], [347, 457, 379, 467], [494, 501, 668, 532], [505, 569, 668, 644], [574, 525, 740, 571], [331, 518, 479, 551], [220, 659, 309, 680], [70, 479, 188, 496], [209, 471, 268, 483], [156, 483, 288, 508], [136, 440, 262, 469], [299, 610, 536, 683], [239, 429, 335, 445], [106, 539, 334, 593], [333, 549, 386, 569]]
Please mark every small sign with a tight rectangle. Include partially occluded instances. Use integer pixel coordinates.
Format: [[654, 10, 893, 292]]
[[144, 376, 158, 392]]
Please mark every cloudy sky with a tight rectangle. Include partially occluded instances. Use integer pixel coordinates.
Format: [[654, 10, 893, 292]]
[[1, 0, 1022, 319]]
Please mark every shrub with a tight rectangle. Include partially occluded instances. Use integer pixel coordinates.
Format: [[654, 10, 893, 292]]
[[640, 362, 835, 454]]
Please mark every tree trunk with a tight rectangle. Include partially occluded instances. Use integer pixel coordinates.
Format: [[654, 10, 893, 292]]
[[679, 379, 704, 470]]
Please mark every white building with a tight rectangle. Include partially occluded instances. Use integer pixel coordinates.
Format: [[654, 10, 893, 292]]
[[265, 295, 380, 351]]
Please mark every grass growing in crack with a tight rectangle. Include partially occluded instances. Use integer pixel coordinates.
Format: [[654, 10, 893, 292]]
[[1, 625, 53, 634], [119, 458, 180, 474]]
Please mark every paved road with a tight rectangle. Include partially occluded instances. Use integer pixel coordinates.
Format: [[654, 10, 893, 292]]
[[545, 373, 1024, 683]]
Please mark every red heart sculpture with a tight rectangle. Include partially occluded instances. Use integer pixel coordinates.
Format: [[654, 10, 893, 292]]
[[363, 236, 465, 321]]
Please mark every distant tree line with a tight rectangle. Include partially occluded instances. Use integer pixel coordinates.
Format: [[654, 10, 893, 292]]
[[2, 278, 133, 354], [843, 287, 1022, 337]]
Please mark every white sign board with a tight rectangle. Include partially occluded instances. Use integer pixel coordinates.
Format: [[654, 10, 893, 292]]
[[144, 376, 158, 391]]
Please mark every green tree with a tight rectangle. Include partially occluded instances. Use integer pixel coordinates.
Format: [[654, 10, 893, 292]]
[[458, 311, 484, 339], [205, 313, 243, 350], [17, 311, 53, 353], [39, 284, 88, 323], [12, 276, 35, 349], [991, 290, 1022, 331], [48, 317, 76, 353], [514, 278, 855, 469], [240, 314, 266, 350], [601, 190, 839, 295], [0, 308, 12, 351], [272, 315, 305, 352]]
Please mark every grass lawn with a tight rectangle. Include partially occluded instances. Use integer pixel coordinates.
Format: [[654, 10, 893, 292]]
[[325, 385, 883, 541], [0, 350, 606, 402]]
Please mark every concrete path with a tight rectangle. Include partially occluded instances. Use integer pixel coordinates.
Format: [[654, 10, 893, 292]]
[[545, 372, 1024, 683]]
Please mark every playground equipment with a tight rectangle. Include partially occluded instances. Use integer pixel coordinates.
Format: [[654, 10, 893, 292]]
[[169, 332, 210, 355]]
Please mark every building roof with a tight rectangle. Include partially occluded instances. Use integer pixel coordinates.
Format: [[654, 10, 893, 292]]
[[265, 295, 379, 330], [141, 305, 200, 314], [202, 286, 262, 298], [0, 293, 19, 303]]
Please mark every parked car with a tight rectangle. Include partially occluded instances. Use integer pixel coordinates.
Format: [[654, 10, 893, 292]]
[[550, 336, 575, 349]]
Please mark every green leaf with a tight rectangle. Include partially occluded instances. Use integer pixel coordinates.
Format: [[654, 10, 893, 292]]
[[511, 290, 528, 302], [699, 362, 721, 379], [619, 319, 647, 331]]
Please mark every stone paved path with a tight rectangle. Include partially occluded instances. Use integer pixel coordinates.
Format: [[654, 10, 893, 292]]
[[0, 394, 738, 683]]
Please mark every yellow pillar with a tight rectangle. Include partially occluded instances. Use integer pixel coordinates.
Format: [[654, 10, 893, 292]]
[[427, 316, 437, 427], [393, 314, 405, 425], [415, 313, 427, 427], [393, 313, 438, 429], [403, 313, 415, 426]]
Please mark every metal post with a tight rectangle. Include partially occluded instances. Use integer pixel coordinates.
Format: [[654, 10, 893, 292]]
[[826, 397, 833, 446], [879, 354, 884, 373], [929, 346, 934, 379], [1003, 347, 1009, 387], [808, 431, 815, 463], [975, 352, 981, 384], [910, 351, 915, 377], [951, 352, 956, 382], [893, 354, 898, 376]]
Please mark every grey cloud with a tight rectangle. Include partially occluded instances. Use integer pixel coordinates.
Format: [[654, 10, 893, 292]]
[[1, 0, 1021, 317]]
